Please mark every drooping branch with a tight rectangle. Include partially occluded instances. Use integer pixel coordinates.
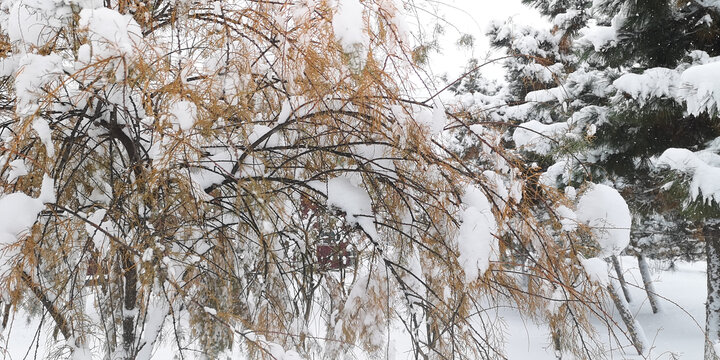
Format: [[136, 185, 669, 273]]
[[21, 271, 70, 340]]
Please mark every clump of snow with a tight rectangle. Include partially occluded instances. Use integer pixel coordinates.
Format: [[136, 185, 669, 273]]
[[553, 9, 580, 28], [579, 256, 609, 285], [0, 174, 54, 273], [483, 170, 510, 210], [579, 15, 624, 51], [32, 119, 55, 157], [565, 185, 577, 200], [188, 148, 237, 190], [576, 183, 631, 256], [324, 177, 379, 240], [555, 205, 578, 232], [513, 120, 569, 155], [0, 56, 18, 79], [414, 100, 447, 136], [79, 8, 142, 58], [383, 0, 410, 43], [613, 67, 679, 106], [401, 246, 424, 299], [579, 25, 616, 51], [15, 54, 62, 116], [456, 185, 498, 282], [522, 63, 565, 84], [586, 123, 597, 136], [69, 343, 93, 360], [248, 124, 282, 148], [332, 0, 369, 68], [512, 34, 541, 55], [7, 0, 62, 49], [525, 87, 567, 103], [266, 342, 303, 360], [142, 248, 153, 262], [7, 159, 28, 183], [203, 306, 217, 316], [290, 0, 316, 23], [38, 174, 55, 203], [679, 61, 720, 116], [656, 147, 720, 204], [168, 100, 198, 131], [540, 159, 571, 187], [605, 55, 720, 117]]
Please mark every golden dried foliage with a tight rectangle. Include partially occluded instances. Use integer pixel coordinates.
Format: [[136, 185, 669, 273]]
[[0, 0, 629, 359]]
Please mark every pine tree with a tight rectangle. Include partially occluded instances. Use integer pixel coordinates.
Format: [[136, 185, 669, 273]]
[[490, 0, 720, 357], [569, 1, 720, 357], [448, 22, 650, 355]]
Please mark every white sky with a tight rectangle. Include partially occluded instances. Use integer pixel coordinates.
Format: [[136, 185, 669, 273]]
[[410, 0, 547, 83]]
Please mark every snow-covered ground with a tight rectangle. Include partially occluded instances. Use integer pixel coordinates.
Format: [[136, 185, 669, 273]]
[[504, 257, 706, 359], [0, 257, 706, 359]]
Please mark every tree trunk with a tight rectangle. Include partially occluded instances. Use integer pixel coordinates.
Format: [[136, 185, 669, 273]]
[[122, 251, 137, 359], [608, 279, 646, 355], [611, 255, 632, 303], [637, 253, 661, 314], [552, 328, 562, 359], [1, 302, 10, 329], [704, 224, 720, 360]]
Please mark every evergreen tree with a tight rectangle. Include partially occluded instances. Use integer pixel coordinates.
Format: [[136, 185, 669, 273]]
[[488, 0, 720, 357], [449, 23, 651, 354]]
